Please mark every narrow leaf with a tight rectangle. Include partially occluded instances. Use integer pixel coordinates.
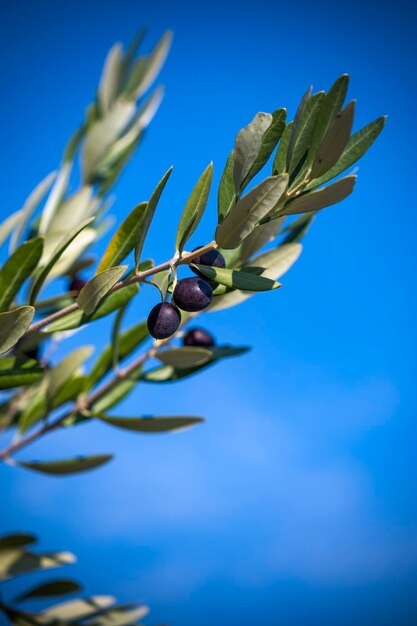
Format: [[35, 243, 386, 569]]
[[307, 74, 349, 166], [39, 162, 72, 235], [210, 243, 301, 311], [0, 549, 75, 581], [215, 174, 288, 249], [233, 112, 272, 192], [310, 100, 355, 179], [152, 270, 171, 300], [77, 266, 127, 316], [282, 214, 315, 243], [157, 347, 213, 369], [83, 100, 135, 183], [15, 579, 81, 602], [47, 346, 94, 401], [0, 211, 22, 247], [19, 455, 113, 476], [0, 238, 43, 311], [97, 203, 147, 273], [217, 150, 236, 224], [135, 166, 172, 267], [29, 218, 95, 304], [143, 345, 249, 382], [95, 414, 204, 433], [281, 175, 356, 216], [272, 122, 293, 175], [88, 603, 149, 626], [10, 171, 56, 251], [240, 216, 285, 261], [0, 534, 37, 549], [132, 30, 172, 98], [40, 597, 116, 621], [98, 43, 123, 113], [19, 375, 86, 434], [306, 116, 386, 189], [90, 374, 140, 414], [0, 357, 44, 390], [175, 163, 213, 253], [286, 86, 312, 169], [288, 91, 325, 174], [243, 108, 287, 188], [193, 264, 281, 291], [0, 307, 35, 355]]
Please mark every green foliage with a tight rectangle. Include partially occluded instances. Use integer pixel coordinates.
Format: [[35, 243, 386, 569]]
[[18, 455, 113, 476], [175, 163, 213, 253], [0, 30, 384, 485], [0, 531, 149, 626], [0, 238, 43, 311], [77, 266, 128, 315], [215, 175, 288, 248], [95, 414, 204, 433]]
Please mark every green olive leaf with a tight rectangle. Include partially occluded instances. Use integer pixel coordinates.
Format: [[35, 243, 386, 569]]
[[192, 264, 281, 291], [310, 100, 355, 179], [215, 174, 288, 249], [175, 163, 213, 253], [94, 414, 204, 433], [281, 175, 356, 216], [233, 112, 272, 192], [306, 116, 386, 189], [217, 150, 236, 224], [29, 218, 95, 304], [0, 238, 43, 312], [242, 108, 287, 189], [77, 265, 127, 316], [272, 122, 293, 175], [0, 356, 45, 390], [0, 306, 35, 355], [14, 578, 82, 602], [135, 166, 173, 267], [97, 203, 147, 273], [288, 91, 325, 175], [306, 74, 350, 169], [157, 347, 213, 369], [19, 455, 113, 476]]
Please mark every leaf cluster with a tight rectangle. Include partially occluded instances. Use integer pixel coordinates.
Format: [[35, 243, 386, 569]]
[[0, 531, 151, 626], [0, 35, 385, 475]]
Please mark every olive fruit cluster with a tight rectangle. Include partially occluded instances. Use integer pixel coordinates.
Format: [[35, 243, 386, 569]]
[[147, 247, 225, 340]]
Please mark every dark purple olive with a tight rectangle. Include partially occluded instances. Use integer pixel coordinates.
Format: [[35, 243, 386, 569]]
[[147, 302, 181, 340], [191, 247, 226, 278], [69, 275, 87, 293], [23, 346, 41, 361], [183, 327, 215, 348], [173, 277, 213, 312]]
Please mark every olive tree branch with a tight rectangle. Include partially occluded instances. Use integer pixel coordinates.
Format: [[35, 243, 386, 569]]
[[0, 311, 199, 462], [26, 241, 217, 336]]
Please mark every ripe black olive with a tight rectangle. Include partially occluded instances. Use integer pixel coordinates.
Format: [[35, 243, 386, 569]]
[[191, 246, 226, 278], [183, 327, 215, 347], [173, 277, 213, 312], [147, 302, 181, 339], [69, 275, 87, 293]]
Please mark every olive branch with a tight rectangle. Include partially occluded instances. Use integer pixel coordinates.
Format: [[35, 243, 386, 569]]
[[0, 32, 385, 478]]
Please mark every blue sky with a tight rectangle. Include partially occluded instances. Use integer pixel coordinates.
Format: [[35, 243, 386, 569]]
[[1, 0, 416, 624]]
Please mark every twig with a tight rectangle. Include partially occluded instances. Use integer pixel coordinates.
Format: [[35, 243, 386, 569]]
[[25, 241, 216, 336], [0, 311, 198, 462]]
